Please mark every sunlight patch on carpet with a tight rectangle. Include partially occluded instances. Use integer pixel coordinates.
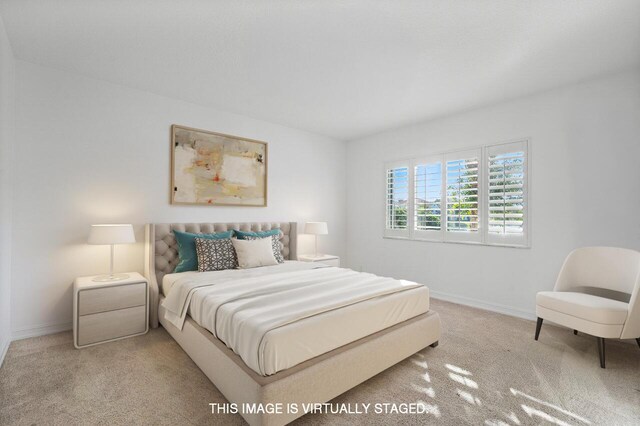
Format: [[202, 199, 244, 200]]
[[411, 383, 435, 398], [449, 372, 478, 389], [521, 404, 572, 426], [416, 399, 441, 418], [511, 388, 590, 424], [457, 388, 482, 406], [446, 363, 472, 376]]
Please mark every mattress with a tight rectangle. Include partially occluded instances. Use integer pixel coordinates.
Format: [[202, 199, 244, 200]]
[[162, 262, 430, 376]]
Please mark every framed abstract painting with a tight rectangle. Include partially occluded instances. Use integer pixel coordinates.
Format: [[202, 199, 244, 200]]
[[171, 125, 268, 206]]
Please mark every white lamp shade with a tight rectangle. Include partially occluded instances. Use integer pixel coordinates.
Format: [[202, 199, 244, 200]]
[[305, 222, 328, 235], [88, 224, 135, 245]]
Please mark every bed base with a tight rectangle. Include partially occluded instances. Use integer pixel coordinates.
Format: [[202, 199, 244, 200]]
[[159, 302, 441, 426]]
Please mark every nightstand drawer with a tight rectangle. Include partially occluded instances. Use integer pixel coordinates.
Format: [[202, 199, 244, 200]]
[[78, 282, 146, 315], [77, 305, 146, 346]]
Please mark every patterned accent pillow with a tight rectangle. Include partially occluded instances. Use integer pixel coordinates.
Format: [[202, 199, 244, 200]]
[[173, 229, 234, 273], [245, 234, 284, 263], [194, 238, 238, 272]]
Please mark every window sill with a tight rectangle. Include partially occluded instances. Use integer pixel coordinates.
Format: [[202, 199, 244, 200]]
[[383, 235, 530, 249]]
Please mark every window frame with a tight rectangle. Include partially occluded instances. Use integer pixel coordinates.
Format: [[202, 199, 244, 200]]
[[384, 160, 412, 239], [383, 139, 530, 248], [484, 140, 529, 247], [444, 148, 483, 244], [412, 155, 445, 242]]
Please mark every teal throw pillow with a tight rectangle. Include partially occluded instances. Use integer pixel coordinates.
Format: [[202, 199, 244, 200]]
[[173, 230, 233, 272], [233, 228, 281, 240]]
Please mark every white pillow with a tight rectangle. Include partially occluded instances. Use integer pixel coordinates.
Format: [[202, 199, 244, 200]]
[[231, 237, 278, 269]]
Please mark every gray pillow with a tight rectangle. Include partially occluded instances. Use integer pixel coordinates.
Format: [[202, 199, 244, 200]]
[[245, 234, 284, 263], [194, 238, 238, 271]]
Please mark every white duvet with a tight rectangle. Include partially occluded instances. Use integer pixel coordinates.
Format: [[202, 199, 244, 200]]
[[162, 262, 429, 375]]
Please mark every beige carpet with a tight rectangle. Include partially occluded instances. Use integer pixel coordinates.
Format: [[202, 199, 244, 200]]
[[1, 299, 639, 425]]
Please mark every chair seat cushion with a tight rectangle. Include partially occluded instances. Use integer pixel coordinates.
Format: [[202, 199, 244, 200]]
[[536, 291, 628, 325]]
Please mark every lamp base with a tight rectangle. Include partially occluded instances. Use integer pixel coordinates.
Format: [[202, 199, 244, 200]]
[[92, 273, 130, 282]]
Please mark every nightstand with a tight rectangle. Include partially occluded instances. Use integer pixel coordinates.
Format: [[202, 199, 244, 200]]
[[73, 272, 149, 349], [297, 254, 340, 267]]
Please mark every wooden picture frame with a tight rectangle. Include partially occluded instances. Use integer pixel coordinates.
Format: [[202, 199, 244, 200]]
[[170, 125, 268, 206]]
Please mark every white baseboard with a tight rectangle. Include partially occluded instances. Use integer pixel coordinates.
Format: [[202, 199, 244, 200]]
[[430, 289, 536, 321], [11, 321, 72, 341], [0, 337, 10, 368]]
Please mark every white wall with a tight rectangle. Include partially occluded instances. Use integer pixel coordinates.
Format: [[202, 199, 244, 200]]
[[8, 61, 640, 339], [347, 70, 640, 318], [11, 60, 347, 338], [0, 14, 15, 363]]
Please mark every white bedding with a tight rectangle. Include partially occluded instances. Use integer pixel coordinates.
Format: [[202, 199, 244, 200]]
[[163, 270, 198, 295], [161, 262, 430, 376]]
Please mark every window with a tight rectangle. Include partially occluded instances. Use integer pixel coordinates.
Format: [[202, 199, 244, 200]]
[[413, 157, 443, 240], [384, 140, 529, 247], [486, 141, 528, 246], [445, 149, 481, 242], [385, 162, 410, 238]]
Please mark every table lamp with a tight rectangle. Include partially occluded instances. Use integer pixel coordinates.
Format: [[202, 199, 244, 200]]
[[304, 222, 328, 258], [88, 224, 136, 282]]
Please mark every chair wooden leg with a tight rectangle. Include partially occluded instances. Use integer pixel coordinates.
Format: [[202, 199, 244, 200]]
[[597, 337, 606, 369], [535, 317, 543, 341], [636, 338, 640, 350], [573, 330, 578, 335]]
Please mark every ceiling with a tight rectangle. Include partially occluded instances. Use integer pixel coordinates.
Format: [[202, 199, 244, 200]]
[[1, 1, 639, 140]]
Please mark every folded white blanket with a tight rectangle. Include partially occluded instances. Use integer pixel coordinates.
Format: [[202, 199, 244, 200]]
[[162, 262, 425, 375], [162, 262, 324, 328]]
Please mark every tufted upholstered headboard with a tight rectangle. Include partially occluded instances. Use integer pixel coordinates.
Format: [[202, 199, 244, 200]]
[[144, 222, 297, 328]]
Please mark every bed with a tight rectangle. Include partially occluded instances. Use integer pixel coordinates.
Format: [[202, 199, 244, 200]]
[[145, 222, 441, 426]]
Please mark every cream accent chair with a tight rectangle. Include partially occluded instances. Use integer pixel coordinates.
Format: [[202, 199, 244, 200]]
[[535, 247, 640, 368]]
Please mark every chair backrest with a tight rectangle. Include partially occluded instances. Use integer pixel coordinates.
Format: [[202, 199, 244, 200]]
[[554, 246, 640, 339], [554, 247, 640, 294]]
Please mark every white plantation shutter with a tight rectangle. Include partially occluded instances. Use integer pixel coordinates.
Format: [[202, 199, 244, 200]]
[[486, 140, 528, 246], [385, 161, 411, 238], [413, 156, 444, 240], [383, 139, 530, 246], [445, 149, 482, 242]]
